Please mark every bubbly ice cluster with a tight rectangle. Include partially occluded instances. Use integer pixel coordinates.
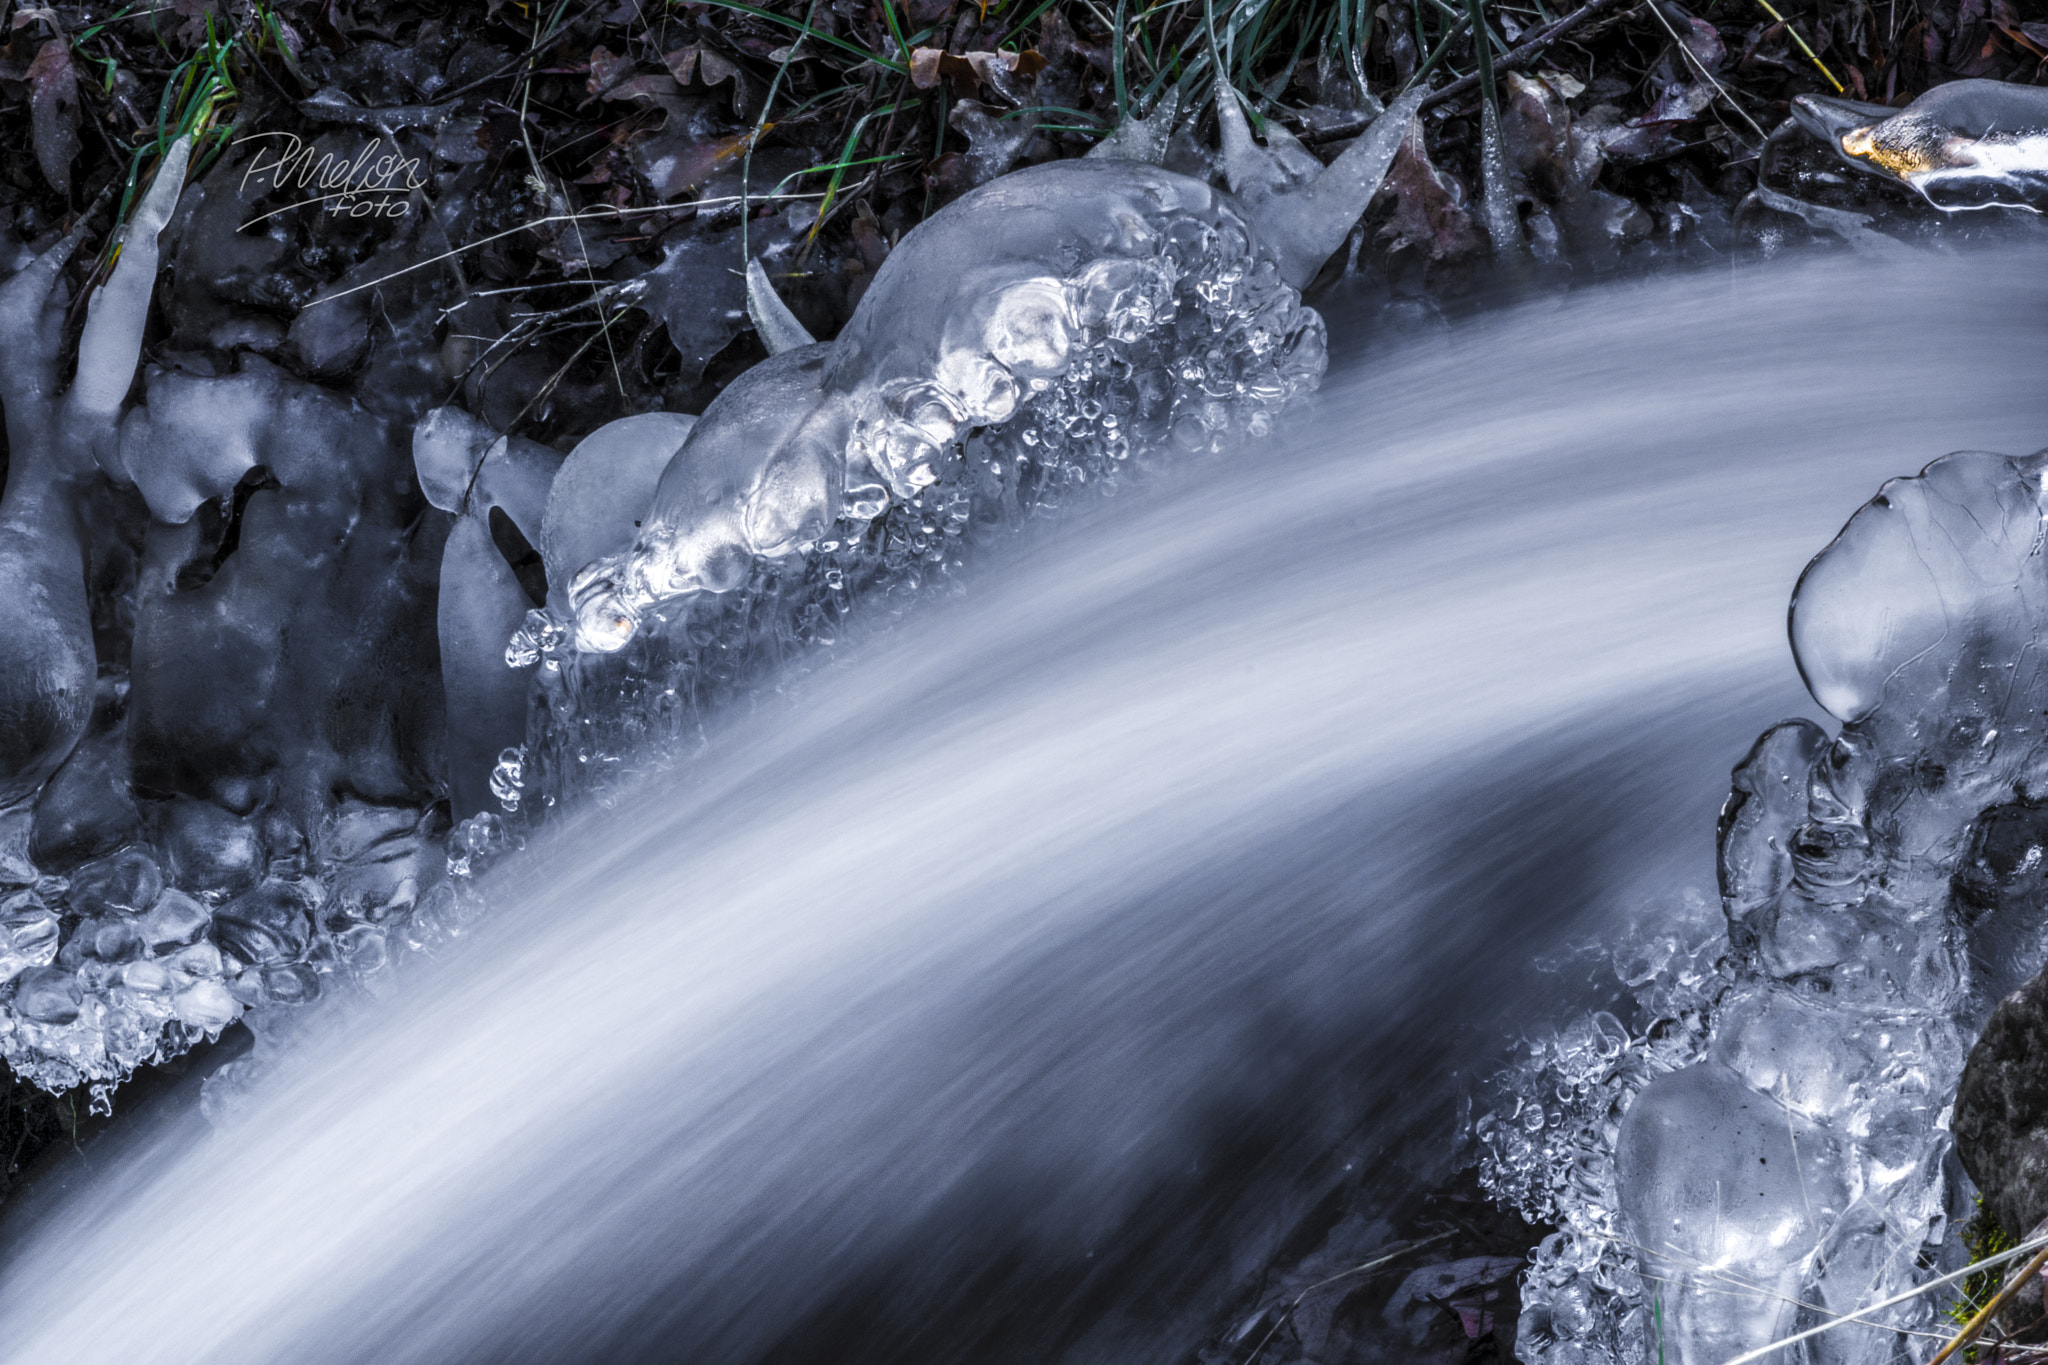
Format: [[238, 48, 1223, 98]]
[[1477, 449, 2048, 1364], [482, 92, 1426, 813], [1472, 895, 1729, 1363], [0, 86, 1425, 1096], [0, 800, 458, 1099], [557, 159, 1329, 662], [511, 162, 1331, 810]]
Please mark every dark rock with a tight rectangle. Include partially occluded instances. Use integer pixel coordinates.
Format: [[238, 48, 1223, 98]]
[[1957, 965, 2048, 1236]]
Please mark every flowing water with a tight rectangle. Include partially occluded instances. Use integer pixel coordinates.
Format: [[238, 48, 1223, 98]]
[[3, 248, 2048, 1365]]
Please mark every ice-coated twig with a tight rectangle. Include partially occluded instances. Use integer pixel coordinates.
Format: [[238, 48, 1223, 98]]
[[745, 258, 816, 355], [1714, 1230, 2048, 1365], [1621, 1234, 1955, 1348], [68, 137, 193, 434]]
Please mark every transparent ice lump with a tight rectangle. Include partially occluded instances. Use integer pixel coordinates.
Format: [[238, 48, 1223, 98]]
[[465, 94, 1428, 815], [1483, 450, 2048, 1363], [554, 89, 1428, 662]]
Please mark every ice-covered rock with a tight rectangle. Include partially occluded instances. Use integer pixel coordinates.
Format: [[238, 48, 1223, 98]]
[[1489, 450, 2048, 1364], [1794, 80, 2048, 211]]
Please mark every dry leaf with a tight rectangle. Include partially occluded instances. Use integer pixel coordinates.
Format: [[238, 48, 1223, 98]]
[[26, 37, 79, 197], [585, 44, 629, 98], [632, 125, 758, 199], [698, 49, 739, 86]]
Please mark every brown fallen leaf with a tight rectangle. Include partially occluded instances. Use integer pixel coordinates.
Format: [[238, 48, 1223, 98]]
[[910, 46, 1045, 101], [632, 125, 763, 200], [585, 44, 629, 98], [26, 36, 79, 197], [1376, 122, 1486, 262]]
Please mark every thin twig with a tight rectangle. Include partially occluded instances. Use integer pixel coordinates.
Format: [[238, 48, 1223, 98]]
[[1420, 0, 1637, 110], [1238, 1230, 1454, 1365], [1932, 1243, 2048, 1365], [1718, 1231, 2048, 1365], [1640, 0, 1767, 143], [1753, 0, 1843, 93], [302, 195, 828, 308]]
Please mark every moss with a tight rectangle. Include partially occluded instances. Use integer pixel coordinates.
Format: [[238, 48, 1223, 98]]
[[1949, 1198, 2018, 1361]]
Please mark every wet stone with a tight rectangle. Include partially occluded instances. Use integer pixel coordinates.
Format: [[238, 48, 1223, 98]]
[[1956, 964, 2048, 1238], [163, 798, 265, 895]]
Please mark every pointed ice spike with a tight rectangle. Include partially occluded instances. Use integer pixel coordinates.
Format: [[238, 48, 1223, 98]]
[[68, 136, 192, 430], [745, 259, 814, 356], [1086, 87, 1182, 165], [1249, 84, 1428, 289], [0, 190, 107, 420], [1475, 100, 1522, 256], [1213, 86, 1292, 199]]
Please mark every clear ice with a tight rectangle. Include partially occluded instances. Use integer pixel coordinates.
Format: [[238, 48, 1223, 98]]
[[1794, 79, 2048, 211], [0, 92, 1423, 1094], [0, 135, 454, 1093], [1482, 450, 2048, 1363], [496, 95, 1424, 809]]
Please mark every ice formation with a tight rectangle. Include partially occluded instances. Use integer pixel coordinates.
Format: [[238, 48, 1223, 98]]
[[1480, 450, 2048, 1363], [1793, 79, 2048, 211], [495, 90, 1424, 809], [0, 90, 1426, 1095], [0, 134, 459, 1093], [0, 139, 190, 813]]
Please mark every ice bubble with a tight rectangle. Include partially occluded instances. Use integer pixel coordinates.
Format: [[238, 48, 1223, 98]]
[[13, 966, 83, 1025]]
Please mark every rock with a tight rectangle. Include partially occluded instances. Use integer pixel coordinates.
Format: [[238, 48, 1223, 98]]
[[1957, 965, 2048, 1237]]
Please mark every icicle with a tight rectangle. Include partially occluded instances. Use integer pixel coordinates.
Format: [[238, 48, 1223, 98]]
[[1086, 87, 1182, 166], [1475, 98, 1522, 256], [0, 139, 192, 805], [1213, 87, 1293, 201], [1230, 84, 1428, 289], [69, 137, 193, 437], [745, 259, 816, 356], [437, 431, 561, 818]]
